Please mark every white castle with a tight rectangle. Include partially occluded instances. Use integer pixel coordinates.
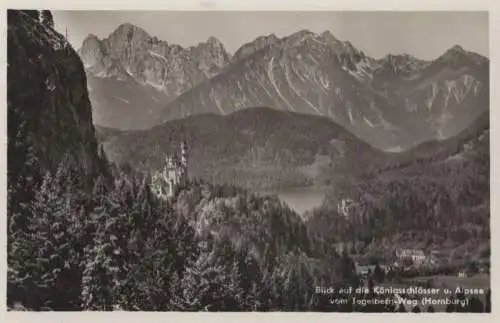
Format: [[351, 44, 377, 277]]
[[151, 141, 188, 200]]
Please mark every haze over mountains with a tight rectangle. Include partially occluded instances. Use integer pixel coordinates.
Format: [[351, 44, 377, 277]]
[[79, 23, 489, 151]]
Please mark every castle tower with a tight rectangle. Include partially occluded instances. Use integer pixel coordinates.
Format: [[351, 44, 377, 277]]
[[181, 140, 188, 183]]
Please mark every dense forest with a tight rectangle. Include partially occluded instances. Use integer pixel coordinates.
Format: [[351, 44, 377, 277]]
[[7, 153, 491, 312], [8, 149, 358, 311], [99, 107, 386, 190], [307, 111, 490, 265]]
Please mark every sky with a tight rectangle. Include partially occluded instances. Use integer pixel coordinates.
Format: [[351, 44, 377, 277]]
[[52, 11, 489, 60]]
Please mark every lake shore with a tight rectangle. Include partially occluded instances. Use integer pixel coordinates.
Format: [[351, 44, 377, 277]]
[[254, 186, 330, 217]]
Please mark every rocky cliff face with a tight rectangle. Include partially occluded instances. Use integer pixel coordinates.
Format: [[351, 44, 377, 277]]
[[78, 23, 232, 129], [7, 10, 101, 186]]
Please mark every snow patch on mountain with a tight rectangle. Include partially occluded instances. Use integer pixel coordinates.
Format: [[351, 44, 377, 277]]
[[148, 50, 168, 63], [347, 103, 355, 124], [426, 83, 438, 111], [115, 96, 130, 104], [145, 80, 165, 92], [210, 87, 225, 114], [385, 146, 403, 153], [268, 57, 295, 112], [363, 116, 376, 128]]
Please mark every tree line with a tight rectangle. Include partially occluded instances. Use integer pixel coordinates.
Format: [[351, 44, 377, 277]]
[[20, 10, 54, 28]]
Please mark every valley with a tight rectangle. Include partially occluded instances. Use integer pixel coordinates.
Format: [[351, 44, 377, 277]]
[[255, 186, 329, 218]]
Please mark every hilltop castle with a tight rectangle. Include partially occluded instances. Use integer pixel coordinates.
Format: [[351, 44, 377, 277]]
[[151, 141, 188, 200]]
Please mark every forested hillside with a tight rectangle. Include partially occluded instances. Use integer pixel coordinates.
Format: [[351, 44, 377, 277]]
[[8, 155, 358, 310], [307, 111, 490, 264], [101, 107, 385, 189]]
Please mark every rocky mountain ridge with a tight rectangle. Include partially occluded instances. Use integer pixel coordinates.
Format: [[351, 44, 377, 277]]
[[157, 31, 488, 150], [78, 23, 231, 129], [80, 24, 489, 150]]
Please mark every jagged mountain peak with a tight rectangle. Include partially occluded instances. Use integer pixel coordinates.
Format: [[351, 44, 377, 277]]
[[284, 29, 316, 44], [80, 23, 232, 128], [437, 44, 488, 65], [259, 33, 279, 42], [380, 53, 427, 66], [79, 34, 104, 53], [448, 44, 466, 54], [106, 22, 152, 44], [231, 33, 280, 63], [373, 53, 430, 76], [319, 30, 333, 38], [78, 34, 108, 71], [113, 22, 149, 36], [318, 30, 340, 44], [338, 40, 364, 57], [440, 44, 467, 59], [207, 36, 223, 47], [83, 33, 100, 42]]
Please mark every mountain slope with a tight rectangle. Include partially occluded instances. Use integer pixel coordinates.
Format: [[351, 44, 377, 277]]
[[381, 110, 489, 170], [78, 24, 231, 129], [102, 107, 385, 190], [157, 31, 488, 150]]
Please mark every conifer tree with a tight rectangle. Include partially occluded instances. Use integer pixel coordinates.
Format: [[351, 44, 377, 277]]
[[21, 10, 39, 21], [234, 247, 264, 310], [280, 256, 315, 311], [373, 264, 385, 283], [9, 166, 83, 310], [81, 178, 133, 310], [485, 289, 491, 312], [40, 10, 54, 28], [180, 239, 244, 311]]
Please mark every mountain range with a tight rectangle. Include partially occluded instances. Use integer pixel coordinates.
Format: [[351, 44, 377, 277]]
[[78, 23, 230, 130], [79, 24, 489, 150]]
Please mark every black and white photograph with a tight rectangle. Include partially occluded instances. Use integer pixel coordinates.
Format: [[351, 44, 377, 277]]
[[6, 7, 491, 313]]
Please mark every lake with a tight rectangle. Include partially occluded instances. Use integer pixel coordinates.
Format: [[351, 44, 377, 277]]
[[256, 186, 328, 218]]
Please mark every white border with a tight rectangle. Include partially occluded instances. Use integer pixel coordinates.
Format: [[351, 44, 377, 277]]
[[0, 1, 497, 323]]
